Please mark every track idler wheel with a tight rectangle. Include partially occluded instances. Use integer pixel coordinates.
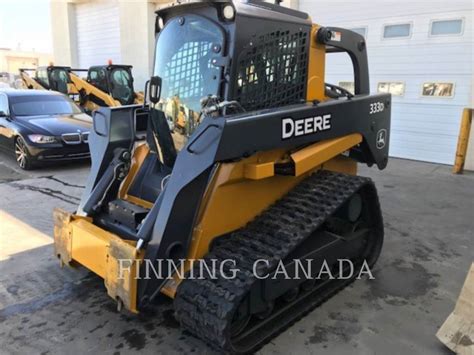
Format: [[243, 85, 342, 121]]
[[230, 314, 251, 337], [256, 302, 274, 320], [282, 287, 300, 302]]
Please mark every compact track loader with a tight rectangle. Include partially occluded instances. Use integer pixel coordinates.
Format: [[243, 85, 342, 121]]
[[53, 1, 391, 352], [19, 66, 77, 96], [74, 64, 144, 107], [20, 65, 144, 113]]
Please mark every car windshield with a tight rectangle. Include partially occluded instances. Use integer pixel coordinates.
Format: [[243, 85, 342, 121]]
[[110, 67, 134, 105], [10, 95, 82, 116], [154, 15, 224, 150]]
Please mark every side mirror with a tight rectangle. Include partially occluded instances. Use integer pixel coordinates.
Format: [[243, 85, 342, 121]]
[[149, 76, 162, 104]]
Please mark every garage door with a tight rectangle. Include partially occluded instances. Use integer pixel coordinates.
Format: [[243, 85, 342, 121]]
[[299, 1, 473, 165], [75, 1, 121, 68]]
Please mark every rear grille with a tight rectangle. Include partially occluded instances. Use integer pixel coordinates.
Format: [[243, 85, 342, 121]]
[[61, 133, 81, 145]]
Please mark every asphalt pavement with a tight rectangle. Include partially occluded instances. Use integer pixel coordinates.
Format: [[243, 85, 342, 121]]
[[0, 152, 472, 354]]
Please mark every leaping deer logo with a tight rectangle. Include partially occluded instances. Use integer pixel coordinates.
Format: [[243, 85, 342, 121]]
[[376, 129, 387, 150]]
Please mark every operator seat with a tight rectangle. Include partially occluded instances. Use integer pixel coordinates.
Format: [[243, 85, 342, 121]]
[[126, 108, 177, 203]]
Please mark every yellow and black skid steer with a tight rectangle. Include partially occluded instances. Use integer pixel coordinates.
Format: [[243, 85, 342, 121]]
[[19, 66, 77, 96], [18, 68, 45, 90], [72, 64, 144, 108], [19, 65, 116, 112], [20, 65, 144, 113], [53, 1, 391, 353]]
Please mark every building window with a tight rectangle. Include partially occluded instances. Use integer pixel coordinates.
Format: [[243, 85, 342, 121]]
[[350, 27, 367, 38], [430, 19, 463, 36], [378, 82, 405, 96], [338, 81, 354, 94], [383, 23, 411, 38], [421, 82, 455, 97]]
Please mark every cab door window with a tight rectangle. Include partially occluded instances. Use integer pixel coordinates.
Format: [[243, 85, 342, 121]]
[[110, 68, 134, 105], [50, 69, 69, 94], [36, 69, 49, 88], [88, 68, 108, 93]]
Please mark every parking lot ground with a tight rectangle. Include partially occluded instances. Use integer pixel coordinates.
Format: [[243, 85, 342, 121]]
[[0, 153, 472, 354]]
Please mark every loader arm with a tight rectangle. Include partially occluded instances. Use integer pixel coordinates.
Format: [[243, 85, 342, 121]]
[[69, 72, 121, 108], [138, 91, 390, 303], [134, 91, 144, 105], [19, 70, 45, 90]]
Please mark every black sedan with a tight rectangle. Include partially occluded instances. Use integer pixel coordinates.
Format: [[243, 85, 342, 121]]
[[0, 89, 92, 169]]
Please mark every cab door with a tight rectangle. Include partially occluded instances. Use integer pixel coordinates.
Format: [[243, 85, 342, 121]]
[[87, 68, 109, 93], [36, 68, 50, 89]]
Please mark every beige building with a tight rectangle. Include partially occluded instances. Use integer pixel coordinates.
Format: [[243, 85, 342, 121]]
[[0, 48, 53, 74]]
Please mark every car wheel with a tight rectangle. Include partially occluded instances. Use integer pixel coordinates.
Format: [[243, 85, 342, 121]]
[[15, 136, 34, 170]]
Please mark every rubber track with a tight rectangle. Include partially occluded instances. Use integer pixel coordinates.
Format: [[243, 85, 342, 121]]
[[174, 170, 380, 353]]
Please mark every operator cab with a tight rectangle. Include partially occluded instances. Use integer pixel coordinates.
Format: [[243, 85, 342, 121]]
[[87, 65, 136, 105], [80, 0, 314, 241], [153, 0, 311, 151], [36, 66, 71, 94]]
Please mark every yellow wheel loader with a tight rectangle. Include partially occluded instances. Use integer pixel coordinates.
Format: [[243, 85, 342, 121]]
[[53, 1, 391, 353]]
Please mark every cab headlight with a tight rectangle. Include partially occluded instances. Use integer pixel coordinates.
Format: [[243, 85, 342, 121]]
[[222, 4, 235, 20], [28, 134, 57, 144], [158, 17, 164, 30]]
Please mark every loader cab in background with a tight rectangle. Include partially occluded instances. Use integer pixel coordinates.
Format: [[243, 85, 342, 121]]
[[87, 65, 136, 105], [35, 66, 71, 95]]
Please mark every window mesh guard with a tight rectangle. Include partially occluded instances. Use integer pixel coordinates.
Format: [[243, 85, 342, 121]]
[[164, 41, 213, 100], [236, 29, 309, 111]]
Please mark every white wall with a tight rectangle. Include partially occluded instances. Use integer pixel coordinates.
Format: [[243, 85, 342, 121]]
[[300, 0, 473, 166], [50, 1, 78, 67], [51, 0, 164, 89], [119, 0, 157, 90], [75, 1, 121, 68]]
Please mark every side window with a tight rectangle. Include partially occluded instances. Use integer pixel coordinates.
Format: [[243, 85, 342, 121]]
[[89, 70, 98, 81], [0, 94, 8, 114], [338, 81, 355, 94], [235, 28, 309, 111], [350, 27, 367, 38], [383, 23, 411, 38], [422, 82, 455, 98], [378, 82, 405, 96], [110, 69, 134, 105], [112, 69, 131, 85], [88, 69, 108, 92], [36, 69, 49, 87], [430, 19, 463, 36]]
